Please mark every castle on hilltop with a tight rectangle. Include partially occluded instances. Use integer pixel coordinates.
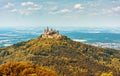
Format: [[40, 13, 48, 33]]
[[41, 27, 61, 39]]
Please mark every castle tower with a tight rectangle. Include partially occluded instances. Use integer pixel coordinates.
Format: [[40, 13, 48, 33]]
[[47, 26, 49, 32]]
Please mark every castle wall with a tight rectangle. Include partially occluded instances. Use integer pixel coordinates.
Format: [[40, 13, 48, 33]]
[[42, 28, 61, 39]]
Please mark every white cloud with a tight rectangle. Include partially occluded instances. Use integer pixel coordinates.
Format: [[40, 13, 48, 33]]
[[100, 6, 120, 16], [74, 4, 84, 9], [49, 8, 71, 14], [27, 7, 41, 11], [60, 9, 71, 13], [101, 9, 113, 14], [10, 5, 42, 15], [21, 2, 34, 6], [100, 8, 120, 16], [3, 2, 14, 8], [21, 1, 39, 7], [112, 6, 120, 12], [89, 3, 100, 7], [11, 9, 17, 12], [11, 9, 30, 15], [90, 12, 99, 16], [49, 6, 58, 10], [9, 2, 42, 15], [19, 11, 30, 15]]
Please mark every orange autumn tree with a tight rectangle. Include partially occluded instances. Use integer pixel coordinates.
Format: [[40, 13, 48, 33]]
[[0, 62, 58, 76]]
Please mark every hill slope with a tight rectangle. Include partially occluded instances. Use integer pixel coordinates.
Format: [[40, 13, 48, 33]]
[[0, 35, 120, 76]]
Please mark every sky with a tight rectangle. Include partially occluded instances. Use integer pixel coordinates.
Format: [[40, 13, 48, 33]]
[[0, 0, 120, 29]]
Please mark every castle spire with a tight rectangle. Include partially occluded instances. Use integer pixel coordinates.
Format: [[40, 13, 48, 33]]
[[47, 26, 49, 31]]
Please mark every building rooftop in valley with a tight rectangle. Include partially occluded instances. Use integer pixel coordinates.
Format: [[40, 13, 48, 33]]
[[41, 27, 61, 39]]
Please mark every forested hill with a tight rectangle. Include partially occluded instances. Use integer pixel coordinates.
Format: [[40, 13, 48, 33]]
[[0, 35, 120, 76]]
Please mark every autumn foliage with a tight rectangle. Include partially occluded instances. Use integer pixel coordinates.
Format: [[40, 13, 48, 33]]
[[0, 62, 58, 76], [0, 35, 120, 76]]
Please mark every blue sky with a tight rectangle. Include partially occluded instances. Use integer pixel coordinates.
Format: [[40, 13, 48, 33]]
[[0, 0, 120, 29]]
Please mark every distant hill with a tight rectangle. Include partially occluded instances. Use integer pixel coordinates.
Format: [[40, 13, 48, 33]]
[[0, 29, 120, 76]]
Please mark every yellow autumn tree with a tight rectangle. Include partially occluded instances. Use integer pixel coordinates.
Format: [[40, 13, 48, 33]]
[[101, 72, 113, 76], [0, 62, 58, 76]]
